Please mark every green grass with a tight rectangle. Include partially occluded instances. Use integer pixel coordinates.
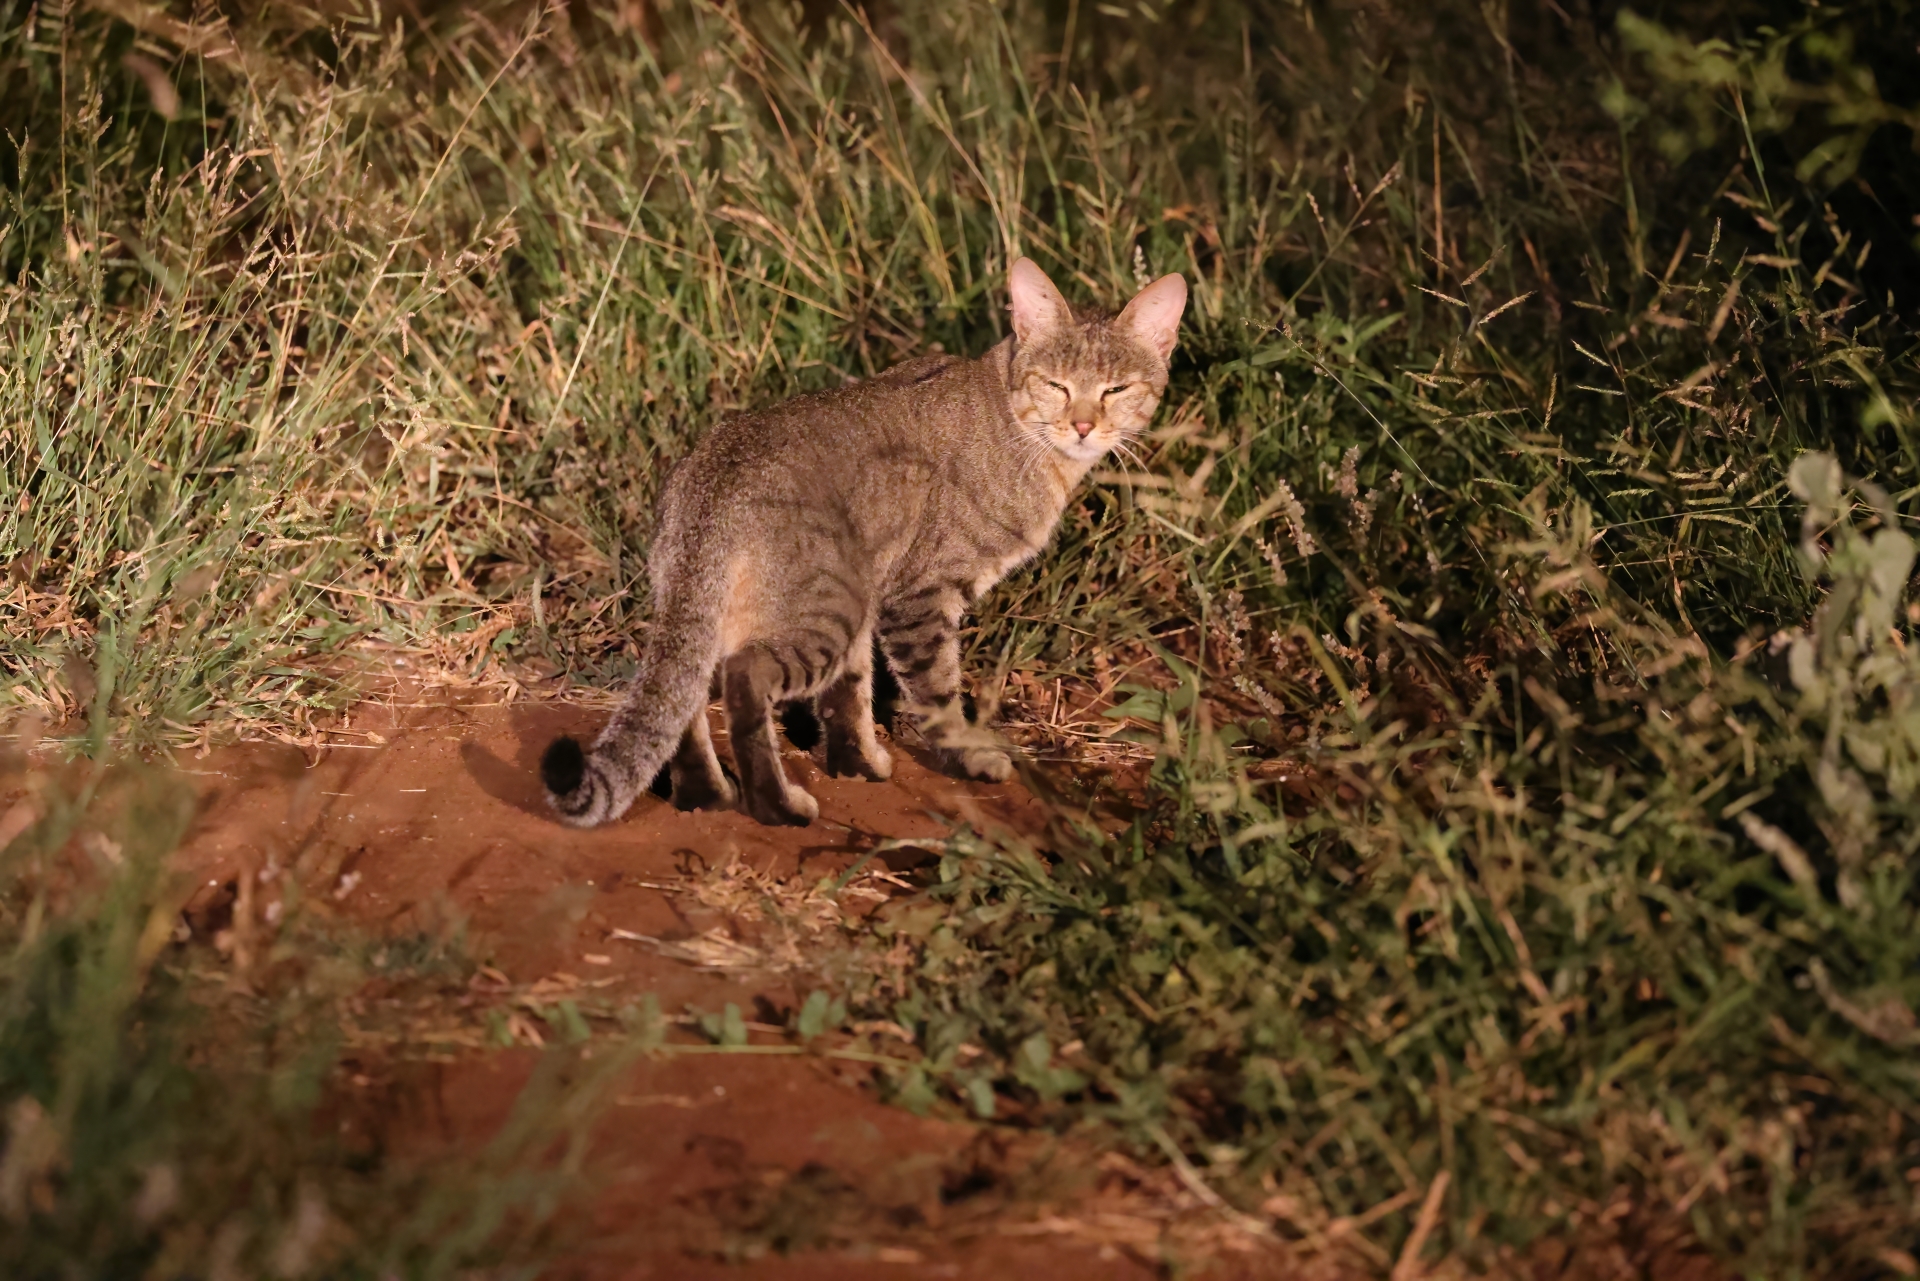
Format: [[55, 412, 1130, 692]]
[[3, 0, 1919, 1274], [856, 467, 1920, 1273]]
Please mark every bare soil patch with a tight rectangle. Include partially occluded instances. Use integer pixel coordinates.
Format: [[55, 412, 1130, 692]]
[[157, 697, 1262, 1278]]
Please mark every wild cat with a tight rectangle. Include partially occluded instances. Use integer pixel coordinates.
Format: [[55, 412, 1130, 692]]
[[542, 257, 1188, 828]]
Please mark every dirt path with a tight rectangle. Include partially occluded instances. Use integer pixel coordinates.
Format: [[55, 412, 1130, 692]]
[[165, 699, 1255, 1278]]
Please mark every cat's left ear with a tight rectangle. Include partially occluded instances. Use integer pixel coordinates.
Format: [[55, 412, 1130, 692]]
[[1118, 272, 1188, 362]]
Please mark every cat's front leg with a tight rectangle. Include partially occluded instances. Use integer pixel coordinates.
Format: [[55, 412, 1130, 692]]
[[819, 633, 893, 781], [879, 591, 1012, 784]]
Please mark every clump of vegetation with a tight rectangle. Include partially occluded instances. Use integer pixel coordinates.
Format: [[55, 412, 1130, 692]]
[[4, 0, 1918, 1274], [857, 456, 1920, 1272]]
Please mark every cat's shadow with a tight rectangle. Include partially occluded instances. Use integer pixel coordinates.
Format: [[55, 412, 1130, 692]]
[[460, 648, 902, 823], [461, 705, 598, 819], [459, 706, 716, 821]]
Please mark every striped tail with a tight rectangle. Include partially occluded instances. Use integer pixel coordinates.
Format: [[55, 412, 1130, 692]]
[[542, 591, 721, 828]]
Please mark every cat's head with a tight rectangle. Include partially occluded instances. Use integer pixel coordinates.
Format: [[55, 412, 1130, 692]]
[[1005, 257, 1188, 466]]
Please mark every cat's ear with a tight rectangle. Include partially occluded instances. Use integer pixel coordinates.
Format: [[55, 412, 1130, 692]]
[[1118, 272, 1188, 361], [1009, 257, 1072, 342]]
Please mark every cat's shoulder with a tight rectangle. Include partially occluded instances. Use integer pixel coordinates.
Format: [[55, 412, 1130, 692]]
[[871, 352, 962, 387]]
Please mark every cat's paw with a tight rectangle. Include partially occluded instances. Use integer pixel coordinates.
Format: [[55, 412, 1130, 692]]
[[826, 739, 893, 782], [746, 783, 819, 827], [670, 767, 736, 812], [944, 747, 1012, 783]]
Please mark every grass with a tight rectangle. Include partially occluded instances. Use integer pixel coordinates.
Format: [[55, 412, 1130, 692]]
[[853, 467, 1920, 1273], [3, 0, 1919, 1274]]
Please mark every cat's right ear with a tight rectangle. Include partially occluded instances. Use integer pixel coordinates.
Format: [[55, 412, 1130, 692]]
[[1009, 258, 1071, 342]]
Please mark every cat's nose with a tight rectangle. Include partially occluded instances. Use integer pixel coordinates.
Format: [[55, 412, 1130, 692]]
[[1072, 420, 1095, 439]]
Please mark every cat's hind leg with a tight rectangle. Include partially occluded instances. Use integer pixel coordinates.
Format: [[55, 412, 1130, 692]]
[[819, 632, 892, 781], [721, 644, 821, 826], [668, 692, 735, 811]]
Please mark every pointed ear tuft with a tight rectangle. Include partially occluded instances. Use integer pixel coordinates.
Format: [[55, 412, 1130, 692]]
[[1117, 272, 1188, 362], [1009, 257, 1072, 343]]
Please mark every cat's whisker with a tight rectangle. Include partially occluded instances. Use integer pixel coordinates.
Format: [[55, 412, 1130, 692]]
[[1106, 438, 1144, 471], [1015, 437, 1056, 478]]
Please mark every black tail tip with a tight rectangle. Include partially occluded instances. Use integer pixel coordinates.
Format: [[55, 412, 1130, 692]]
[[541, 735, 587, 797]]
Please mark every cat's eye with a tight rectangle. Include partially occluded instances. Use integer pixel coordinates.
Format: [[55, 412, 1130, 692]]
[[1043, 379, 1070, 395], [1102, 384, 1132, 397]]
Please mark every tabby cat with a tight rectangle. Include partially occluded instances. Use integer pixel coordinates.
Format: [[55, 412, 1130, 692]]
[[542, 257, 1188, 827]]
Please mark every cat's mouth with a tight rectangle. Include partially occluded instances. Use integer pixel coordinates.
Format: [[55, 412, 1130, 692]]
[[1055, 429, 1116, 462]]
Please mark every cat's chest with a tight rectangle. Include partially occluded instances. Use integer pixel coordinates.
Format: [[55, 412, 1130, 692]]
[[964, 508, 1064, 598]]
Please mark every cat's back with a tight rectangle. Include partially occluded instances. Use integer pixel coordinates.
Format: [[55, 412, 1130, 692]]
[[673, 352, 995, 491]]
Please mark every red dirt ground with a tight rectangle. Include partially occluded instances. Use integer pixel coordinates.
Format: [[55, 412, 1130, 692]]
[[160, 697, 1271, 1279]]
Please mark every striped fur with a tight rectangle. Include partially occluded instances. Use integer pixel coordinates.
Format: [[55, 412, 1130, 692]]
[[543, 259, 1187, 827], [542, 581, 724, 827]]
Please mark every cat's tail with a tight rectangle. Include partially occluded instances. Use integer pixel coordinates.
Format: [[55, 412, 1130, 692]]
[[540, 587, 721, 828]]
